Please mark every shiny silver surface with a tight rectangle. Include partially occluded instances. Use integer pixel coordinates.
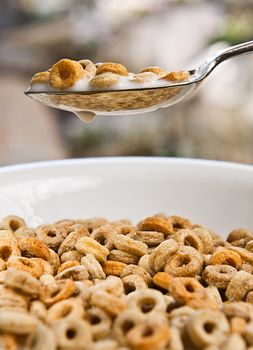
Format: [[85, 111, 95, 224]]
[[25, 40, 253, 117]]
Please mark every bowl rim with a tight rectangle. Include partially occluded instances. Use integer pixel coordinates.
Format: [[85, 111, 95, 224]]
[[0, 157, 252, 174]]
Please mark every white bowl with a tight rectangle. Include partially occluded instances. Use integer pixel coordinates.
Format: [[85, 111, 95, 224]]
[[0, 157, 252, 237]]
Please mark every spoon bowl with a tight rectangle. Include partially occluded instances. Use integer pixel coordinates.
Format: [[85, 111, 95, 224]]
[[25, 72, 198, 120], [25, 40, 253, 121]]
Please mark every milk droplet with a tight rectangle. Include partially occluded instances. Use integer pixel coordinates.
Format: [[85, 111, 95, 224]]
[[75, 111, 96, 123]]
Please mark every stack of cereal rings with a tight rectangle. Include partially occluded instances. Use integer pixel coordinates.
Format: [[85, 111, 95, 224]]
[[0, 213, 253, 349], [30, 58, 190, 91]]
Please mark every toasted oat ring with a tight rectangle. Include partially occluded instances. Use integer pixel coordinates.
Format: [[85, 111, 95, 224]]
[[0, 310, 38, 334], [130, 72, 158, 84], [202, 264, 237, 289], [55, 265, 89, 281], [175, 229, 204, 252], [169, 215, 192, 231], [18, 237, 51, 261], [228, 246, 253, 265], [138, 254, 154, 276], [14, 227, 35, 240], [127, 289, 166, 314], [164, 246, 203, 277], [35, 224, 66, 251], [212, 233, 229, 249], [47, 298, 84, 323], [138, 216, 173, 236], [50, 59, 86, 89], [108, 249, 139, 265], [0, 229, 16, 241], [96, 62, 128, 76], [40, 279, 76, 306], [111, 218, 132, 226], [0, 258, 6, 271], [4, 268, 40, 296], [223, 301, 253, 320], [138, 308, 169, 325], [81, 254, 106, 280], [0, 334, 18, 350], [31, 71, 50, 84], [92, 339, 118, 350], [90, 224, 117, 250], [226, 270, 253, 301], [113, 234, 148, 257], [246, 291, 253, 304], [193, 226, 214, 254], [76, 236, 109, 263], [246, 240, 253, 252], [209, 249, 242, 268], [227, 228, 253, 245], [60, 250, 83, 263], [1, 215, 26, 232], [187, 309, 229, 348], [0, 239, 21, 261], [57, 225, 89, 256], [58, 260, 79, 273], [163, 295, 177, 315], [54, 218, 74, 225], [102, 260, 127, 276], [48, 248, 60, 274], [73, 281, 91, 302], [113, 309, 144, 346], [222, 333, 247, 350], [230, 317, 247, 334], [24, 322, 56, 350], [54, 221, 78, 238], [7, 257, 44, 278], [90, 72, 120, 89], [39, 273, 55, 286], [33, 257, 53, 275], [52, 318, 92, 349], [90, 275, 124, 297], [245, 323, 253, 345], [205, 285, 223, 305], [0, 284, 28, 311], [169, 277, 206, 305], [78, 59, 96, 78], [122, 274, 148, 294], [126, 321, 170, 350], [187, 298, 219, 310], [90, 290, 127, 316], [30, 300, 47, 322], [0, 271, 7, 284], [161, 70, 190, 82], [152, 272, 172, 290], [129, 231, 164, 247], [116, 224, 136, 235], [149, 239, 178, 272], [86, 306, 112, 340], [121, 264, 152, 286], [83, 217, 108, 233], [170, 305, 195, 329], [139, 66, 167, 77], [169, 327, 184, 350]]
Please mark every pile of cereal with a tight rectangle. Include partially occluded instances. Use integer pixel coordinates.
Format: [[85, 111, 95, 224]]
[[30, 59, 190, 91], [0, 214, 253, 349]]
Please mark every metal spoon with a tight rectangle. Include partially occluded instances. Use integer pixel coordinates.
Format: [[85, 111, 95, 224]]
[[25, 40, 253, 122]]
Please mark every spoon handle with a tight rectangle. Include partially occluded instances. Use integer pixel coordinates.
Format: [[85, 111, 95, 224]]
[[214, 40, 253, 64], [199, 40, 253, 79]]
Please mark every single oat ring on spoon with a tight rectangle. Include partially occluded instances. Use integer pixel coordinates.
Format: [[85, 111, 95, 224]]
[[25, 40, 253, 122]]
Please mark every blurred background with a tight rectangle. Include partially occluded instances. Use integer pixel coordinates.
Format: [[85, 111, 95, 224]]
[[0, 0, 253, 165]]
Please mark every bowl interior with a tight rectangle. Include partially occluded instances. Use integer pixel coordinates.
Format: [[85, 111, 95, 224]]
[[0, 158, 252, 238]]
